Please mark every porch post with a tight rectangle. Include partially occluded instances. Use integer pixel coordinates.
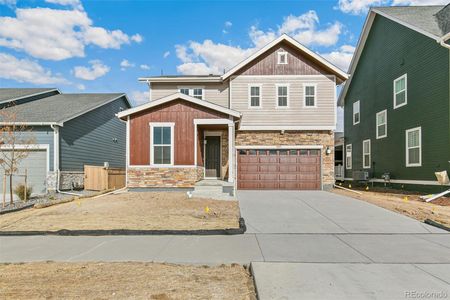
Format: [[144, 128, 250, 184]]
[[228, 122, 235, 183]]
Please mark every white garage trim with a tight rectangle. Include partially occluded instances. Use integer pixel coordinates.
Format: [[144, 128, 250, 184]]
[[0, 144, 50, 174]]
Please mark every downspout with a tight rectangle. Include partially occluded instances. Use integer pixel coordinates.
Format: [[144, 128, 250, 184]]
[[50, 124, 81, 196]]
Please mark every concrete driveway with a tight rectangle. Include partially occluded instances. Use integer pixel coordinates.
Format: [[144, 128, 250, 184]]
[[0, 190, 448, 299], [238, 190, 449, 300]]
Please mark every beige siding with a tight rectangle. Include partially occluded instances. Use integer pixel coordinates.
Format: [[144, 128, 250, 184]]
[[230, 75, 336, 128], [150, 82, 229, 107]]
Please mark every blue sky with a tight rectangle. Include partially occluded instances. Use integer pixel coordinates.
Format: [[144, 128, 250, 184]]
[[0, 0, 446, 113]]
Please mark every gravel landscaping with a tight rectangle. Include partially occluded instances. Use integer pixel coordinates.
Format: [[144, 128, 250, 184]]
[[0, 192, 241, 232], [0, 262, 256, 300]]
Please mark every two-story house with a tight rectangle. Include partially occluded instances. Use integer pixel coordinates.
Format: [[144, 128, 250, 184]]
[[118, 34, 348, 191], [338, 5, 450, 192]]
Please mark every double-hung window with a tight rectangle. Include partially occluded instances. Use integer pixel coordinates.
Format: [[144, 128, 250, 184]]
[[179, 87, 204, 100], [353, 101, 360, 125], [406, 127, 421, 167], [376, 110, 387, 139], [363, 139, 371, 169], [249, 85, 261, 107], [304, 84, 316, 107], [276, 84, 289, 107], [393, 74, 407, 108], [150, 123, 174, 165], [345, 144, 352, 170]]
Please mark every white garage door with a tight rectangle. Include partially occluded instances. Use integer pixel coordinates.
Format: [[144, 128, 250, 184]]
[[0, 149, 48, 197]]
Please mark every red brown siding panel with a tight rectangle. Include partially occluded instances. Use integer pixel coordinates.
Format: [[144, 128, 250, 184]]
[[129, 100, 227, 166]]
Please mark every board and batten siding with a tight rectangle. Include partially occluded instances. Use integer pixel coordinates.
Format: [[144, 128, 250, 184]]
[[59, 97, 129, 171], [230, 75, 336, 127], [150, 82, 229, 108], [343, 15, 450, 182]]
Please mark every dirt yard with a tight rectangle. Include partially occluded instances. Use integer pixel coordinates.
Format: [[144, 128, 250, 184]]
[[0, 262, 256, 300], [333, 188, 450, 228], [0, 192, 240, 232]]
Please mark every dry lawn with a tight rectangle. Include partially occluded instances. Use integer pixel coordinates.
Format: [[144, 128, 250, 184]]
[[0, 262, 256, 300], [0, 192, 240, 232], [333, 188, 450, 227]]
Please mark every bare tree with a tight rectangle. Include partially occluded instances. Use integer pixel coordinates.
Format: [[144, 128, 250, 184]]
[[0, 104, 35, 206]]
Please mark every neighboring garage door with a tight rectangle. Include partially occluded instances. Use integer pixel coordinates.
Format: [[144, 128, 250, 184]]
[[0, 149, 48, 196], [237, 149, 321, 190]]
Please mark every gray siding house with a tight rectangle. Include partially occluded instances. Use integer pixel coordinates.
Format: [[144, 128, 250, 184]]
[[0, 88, 131, 194]]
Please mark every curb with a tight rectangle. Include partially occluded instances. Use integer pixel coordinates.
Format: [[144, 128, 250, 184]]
[[249, 262, 260, 300], [424, 219, 450, 232], [0, 203, 34, 215], [0, 217, 246, 236]]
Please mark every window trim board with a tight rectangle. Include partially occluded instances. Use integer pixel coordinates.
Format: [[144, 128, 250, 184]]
[[303, 83, 317, 108], [393, 74, 407, 109], [248, 84, 262, 108], [405, 126, 422, 167], [362, 139, 371, 169], [275, 83, 290, 108], [149, 122, 175, 166], [376, 109, 387, 139]]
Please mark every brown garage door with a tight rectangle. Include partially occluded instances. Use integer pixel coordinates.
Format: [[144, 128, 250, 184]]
[[237, 149, 321, 190]]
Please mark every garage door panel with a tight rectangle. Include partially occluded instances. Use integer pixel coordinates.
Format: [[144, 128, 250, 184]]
[[238, 148, 321, 190]]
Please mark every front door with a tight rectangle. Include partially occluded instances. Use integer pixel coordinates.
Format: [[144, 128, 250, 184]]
[[205, 136, 221, 178]]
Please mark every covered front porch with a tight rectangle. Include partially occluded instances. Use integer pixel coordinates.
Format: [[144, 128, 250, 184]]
[[194, 118, 235, 183]]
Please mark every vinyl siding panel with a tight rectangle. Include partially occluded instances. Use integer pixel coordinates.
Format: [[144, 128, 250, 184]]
[[343, 15, 450, 182], [150, 82, 229, 107], [59, 97, 129, 171], [231, 75, 336, 127]]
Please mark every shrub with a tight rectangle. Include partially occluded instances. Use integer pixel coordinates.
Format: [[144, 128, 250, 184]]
[[13, 184, 33, 201]]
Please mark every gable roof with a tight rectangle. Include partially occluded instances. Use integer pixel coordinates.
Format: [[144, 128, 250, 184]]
[[0, 88, 60, 104], [117, 92, 241, 119], [139, 34, 349, 85], [222, 34, 348, 83], [0, 93, 130, 126], [338, 5, 449, 106]]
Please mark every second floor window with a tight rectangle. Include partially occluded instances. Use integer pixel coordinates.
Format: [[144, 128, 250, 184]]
[[277, 85, 289, 107], [277, 51, 288, 64], [353, 101, 360, 125], [376, 110, 387, 139], [394, 74, 407, 109], [304, 84, 316, 107], [179, 88, 204, 100], [249, 85, 261, 107]]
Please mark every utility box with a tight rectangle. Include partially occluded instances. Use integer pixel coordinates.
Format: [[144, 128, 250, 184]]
[[352, 170, 369, 181]]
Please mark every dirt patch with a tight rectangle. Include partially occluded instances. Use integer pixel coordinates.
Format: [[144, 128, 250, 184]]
[[0, 192, 240, 232], [333, 188, 450, 228], [0, 262, 256, 300]]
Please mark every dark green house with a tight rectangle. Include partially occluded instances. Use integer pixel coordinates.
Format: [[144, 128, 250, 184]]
[[338, 5, 450, 193]]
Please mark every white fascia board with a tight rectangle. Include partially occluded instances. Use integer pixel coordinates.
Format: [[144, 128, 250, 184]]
[[194, 119, 234, 125], [0, 122, 63, 126], [138, 77, 222, 83]]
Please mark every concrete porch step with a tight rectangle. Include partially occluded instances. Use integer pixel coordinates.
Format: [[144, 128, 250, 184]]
[[193, 179, 235, 200], [191, 190, 236, 201]]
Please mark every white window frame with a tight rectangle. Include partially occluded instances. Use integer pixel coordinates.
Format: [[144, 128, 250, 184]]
[[393, 74, 407, 109], [353, 100, 360, 125], [345, 144, 352, 170], [277, 51, 288, 64], [303, 83, 317, 108], [376, 109, 387, 139], [178, 87, 204, 100], [362, 139, 371, 169], [248, 84, 262, 108], [149, 122, 175, 166], [405, 126, 422, 167], [276, 84, 289, 108]]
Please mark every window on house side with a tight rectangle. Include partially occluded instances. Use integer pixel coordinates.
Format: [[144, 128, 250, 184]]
[[277, 52, 288, 64], [345, 144, 352, 169], [277, 85, 288, 107], [151, 124, 174, 165], [394, 74, 407, 108], [376, 110, 387, 139], [178, 88, 204, 100], [406, 127, 421, 167], [304, 85, 316, 107], [363, 139, 371, 169], [249, 85, 261, 107], [353, 101, 360, 125]]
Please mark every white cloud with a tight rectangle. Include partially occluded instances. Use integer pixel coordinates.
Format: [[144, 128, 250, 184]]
[[45, 0, 83, 10], [321, 44, 355, 72], [176, 10, 342, 75], [73, 60, 110, 80], [225, 21, 232, 27], [76, 83, 85, 90], [392, 0, 448, 4], [163, 51, 170, 58], [131, 34, 143, 43], [131, 90, 150, 105], [120, 59, 135, 71], [0, 7, 142, 61], [337, 0, 388, 15], [140, 64, 150, 70], [0, 52, 68, 84]]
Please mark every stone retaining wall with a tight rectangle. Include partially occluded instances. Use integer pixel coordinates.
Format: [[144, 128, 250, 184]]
[[127, 166, 204, 188]]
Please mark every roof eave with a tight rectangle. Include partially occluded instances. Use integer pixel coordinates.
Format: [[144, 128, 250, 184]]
[[138, 77, 223, 83]]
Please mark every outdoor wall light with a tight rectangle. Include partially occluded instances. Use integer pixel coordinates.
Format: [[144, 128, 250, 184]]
[[326, 146, 332, 155]]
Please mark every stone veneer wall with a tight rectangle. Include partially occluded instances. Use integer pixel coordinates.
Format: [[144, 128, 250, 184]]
[[127, 166, 204, 188], [59, 171, 84, 190], [235, 130, 334, 189]]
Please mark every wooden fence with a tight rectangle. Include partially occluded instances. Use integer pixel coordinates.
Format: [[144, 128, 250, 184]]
[[84, 165, 126, 191]]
